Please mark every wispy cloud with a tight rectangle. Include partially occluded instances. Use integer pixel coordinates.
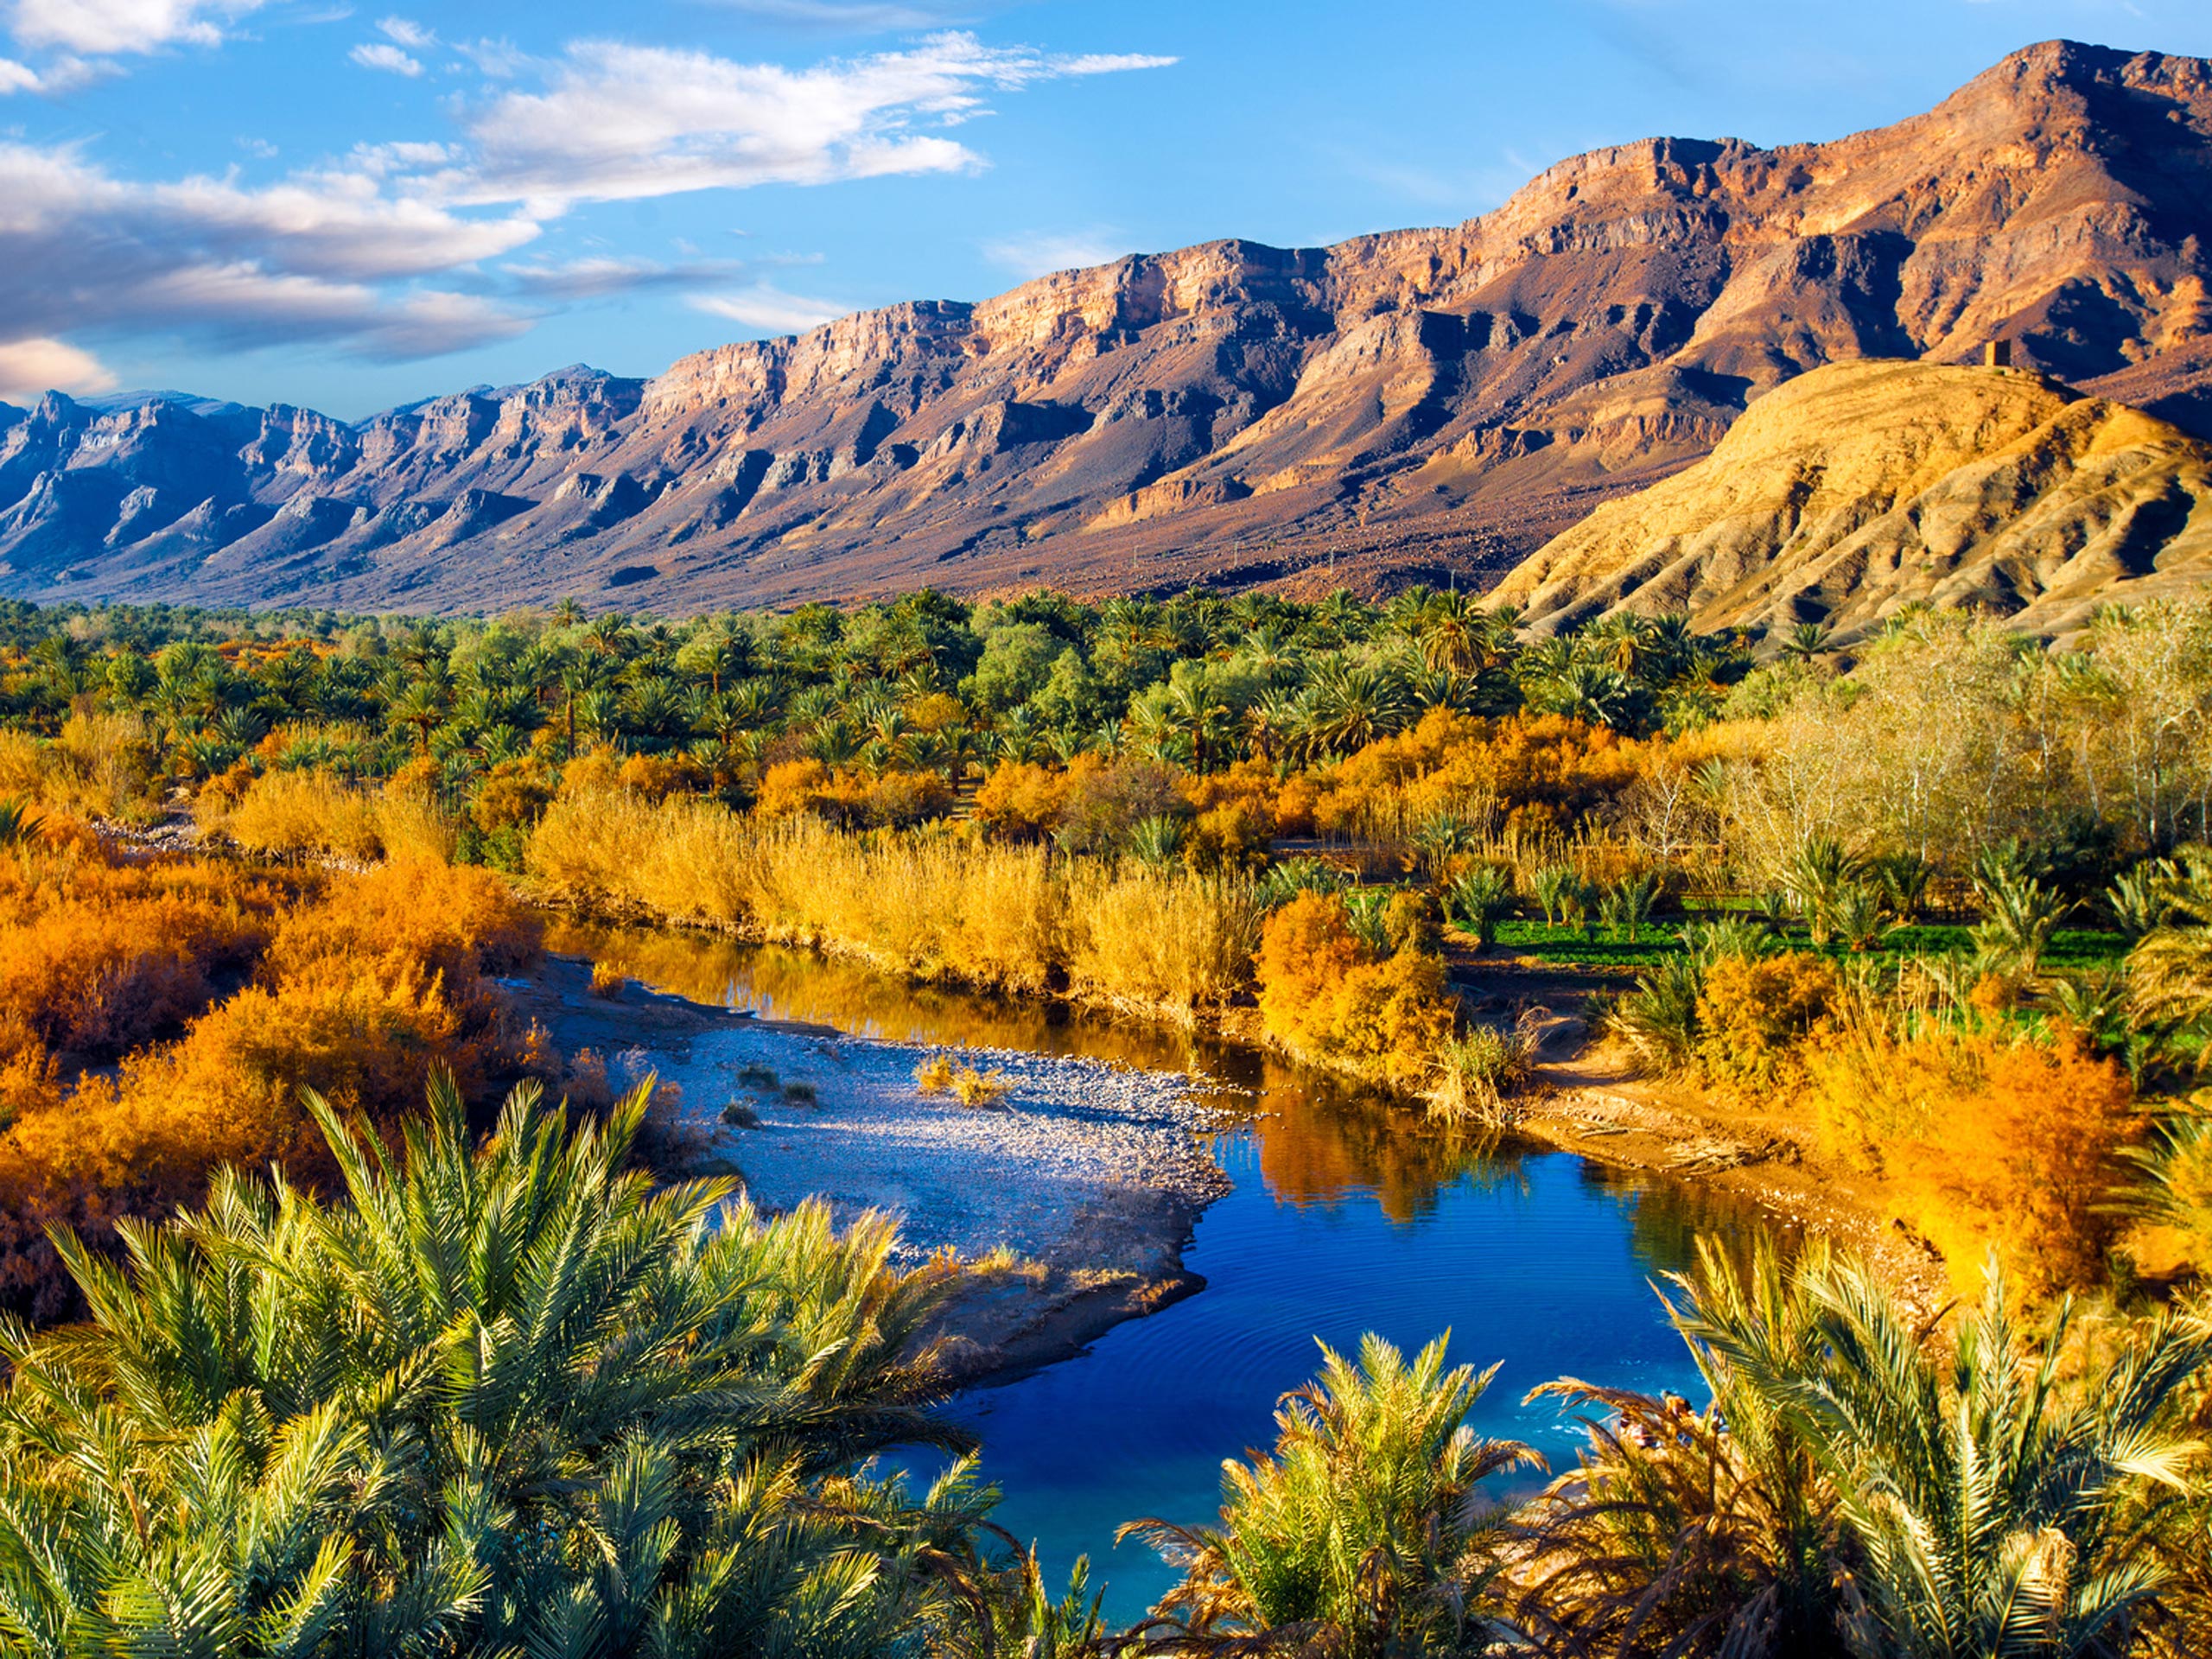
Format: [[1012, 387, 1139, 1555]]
[[442, 32, 1176, 210], [705, 0, 963, 27], [982, 228, 1132, 279], [0, 141, 540, 372], [691, 283, 852, 334], [505, 254, 747, 300], [350, 41, 422, 76], [9, 0, 271, 56], [377, 15, 433, 49], [0, 20, 1173, 385]]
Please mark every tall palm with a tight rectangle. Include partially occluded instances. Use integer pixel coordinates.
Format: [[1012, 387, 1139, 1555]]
[[1123, 1333, 1540, 1658]]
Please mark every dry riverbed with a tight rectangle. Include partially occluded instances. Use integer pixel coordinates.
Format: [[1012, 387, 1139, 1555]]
[[509, 957, 1235, 1382]]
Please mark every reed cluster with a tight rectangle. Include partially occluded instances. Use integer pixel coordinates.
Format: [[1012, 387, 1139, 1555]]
[[526, 787, 1259, 1020]]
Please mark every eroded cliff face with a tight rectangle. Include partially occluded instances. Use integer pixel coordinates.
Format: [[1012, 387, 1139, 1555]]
[[5, 38, 2212, 613]]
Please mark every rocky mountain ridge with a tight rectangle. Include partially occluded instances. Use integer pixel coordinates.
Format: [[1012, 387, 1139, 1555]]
[[5, 37, 2212, 614], [1488, 359, 2212, 640]]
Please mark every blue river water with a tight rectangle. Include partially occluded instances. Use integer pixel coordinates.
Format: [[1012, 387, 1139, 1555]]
[[549, 920, 1771, 1624]]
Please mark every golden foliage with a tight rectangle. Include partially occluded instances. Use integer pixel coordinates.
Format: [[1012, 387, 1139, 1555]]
[[1255, 892, 1456, 1088], [1887, 1030, 2140, 1298], [216, 768, 383, 861], [1693, 952, 1838, 1087], [0, 854, 542, 1319], [527, 789, 1253, 1019]]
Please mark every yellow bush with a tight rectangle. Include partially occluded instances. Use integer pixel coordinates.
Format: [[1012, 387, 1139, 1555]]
[[374, 781, 459, 864], [219, 769, 383, 861], [974, 760, 1071, 840], [524, 791, 1252, 1018], [756, 759, 831, 819], [1893, 1031, 2139, 1298], [473, 758, 555, 833], [1255, 892, 1455, 1089], [1693, 952, 1837, 1087]]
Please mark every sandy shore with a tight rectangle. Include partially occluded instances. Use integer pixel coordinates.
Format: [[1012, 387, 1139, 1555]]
[[509, 957, 1235, 1382]]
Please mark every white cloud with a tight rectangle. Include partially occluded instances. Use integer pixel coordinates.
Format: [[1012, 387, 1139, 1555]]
[[982, 229, 1130, 279], [9, 0, 270, 56], [377, 15, 432, 49], [445, 31, 1175, 209], [0, 335, 116, 403], [505, 254, 747, 299], [0, 141, 541, 362], [708, 1, 960, 27], [350, 41, 421, 76], [692, 283, 851, 334], [0, 23, 1173, 376]]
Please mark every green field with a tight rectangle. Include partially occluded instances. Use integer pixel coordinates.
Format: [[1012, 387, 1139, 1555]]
[[1481, 918, 2132, 974]]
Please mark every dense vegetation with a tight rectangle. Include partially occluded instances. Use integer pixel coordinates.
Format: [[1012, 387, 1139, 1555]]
[[0, 588, 2209, 1652], [1, 589, 2209, 1290], [0, 1082, 2205, 1657]]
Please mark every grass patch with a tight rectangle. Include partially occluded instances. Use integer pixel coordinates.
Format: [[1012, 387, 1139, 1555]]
[[1489, 918, 2131, 973]]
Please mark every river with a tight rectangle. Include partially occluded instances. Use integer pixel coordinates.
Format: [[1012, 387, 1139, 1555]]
[[547, 919, 1780, 1623]]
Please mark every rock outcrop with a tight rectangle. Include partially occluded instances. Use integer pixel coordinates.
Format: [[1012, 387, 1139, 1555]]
[[4, 38, 2212, 613], [1489, 359, 2212, 641]]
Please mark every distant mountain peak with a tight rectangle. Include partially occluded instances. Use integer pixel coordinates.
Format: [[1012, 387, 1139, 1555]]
[[4, 40, 2212, 614]]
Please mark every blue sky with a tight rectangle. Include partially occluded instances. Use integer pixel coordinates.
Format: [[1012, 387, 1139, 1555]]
[[2, 0, 2207, 418]]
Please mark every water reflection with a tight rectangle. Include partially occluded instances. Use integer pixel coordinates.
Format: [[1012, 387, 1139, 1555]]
[[549, 914, 1777, 1622], [547, 914, 1524, 1222]]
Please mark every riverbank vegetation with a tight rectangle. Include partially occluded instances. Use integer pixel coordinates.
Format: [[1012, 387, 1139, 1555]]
[[0, 1081, 2205, 1658], [0, 587, 2206, 1649], [0, 589, 2209, 1301]]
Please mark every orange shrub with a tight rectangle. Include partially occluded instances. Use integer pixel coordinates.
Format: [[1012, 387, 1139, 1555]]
[[617, 753, 708, 800], [1887, 1030, 2140, 1298], [0, 854, 543, 1319], [1271, 773, 1320, 837], [756, 758, 832, 819], [0, 850, 292, 1065], [1307, 710, 1645, 841], [1693, 952, 1837, 1087], [263, 856, 541, 988], [974, 760, 1071, 840], [473, 758, 556, 832], [1255, 891, 1455, 1089]]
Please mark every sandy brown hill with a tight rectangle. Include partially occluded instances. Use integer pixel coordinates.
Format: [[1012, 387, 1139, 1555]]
[[1488, 359, 2212, 639], [3, 37, 2212, 613]]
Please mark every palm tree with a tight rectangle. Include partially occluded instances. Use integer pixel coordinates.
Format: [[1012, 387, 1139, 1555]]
[[0, 1074, 991, 1659], [1515, 1241, 1853, 1658], [1124, 1333, 1539, 1659], [1971, 866, 2072, 979], [1419, 589, 1488, 676], [383, 677, 447, 755], [2131, 849, 2212, 1035], [1781, 621, 1834, 663], [1675, 1246, 2212, 1659]]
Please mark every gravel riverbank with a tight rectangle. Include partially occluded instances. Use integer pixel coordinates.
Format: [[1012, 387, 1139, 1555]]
[[511, 957, 1236, 1381]]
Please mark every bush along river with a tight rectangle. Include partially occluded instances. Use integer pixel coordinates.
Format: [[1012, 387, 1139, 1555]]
[[544, 918, 1783, 1624]]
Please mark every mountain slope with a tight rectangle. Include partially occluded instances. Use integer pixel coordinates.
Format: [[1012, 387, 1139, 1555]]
[[5, 37, 2212, 613], [1487, 359, 2212, 640]]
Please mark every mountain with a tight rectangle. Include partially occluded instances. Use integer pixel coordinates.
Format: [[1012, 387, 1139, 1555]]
[[5, 37, 2212, 615], [1487, 359, 2212, 641]]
